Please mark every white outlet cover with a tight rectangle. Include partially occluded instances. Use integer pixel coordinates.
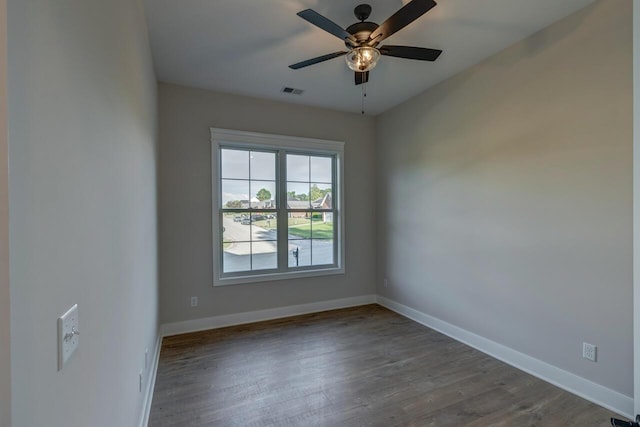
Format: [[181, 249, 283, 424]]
[[583, 342, 597, 362], [58, 304, 79, 371]]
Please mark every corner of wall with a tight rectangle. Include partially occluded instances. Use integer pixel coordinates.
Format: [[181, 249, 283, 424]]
[[0, 0, 10, 423], [632, 0, 639, 417]]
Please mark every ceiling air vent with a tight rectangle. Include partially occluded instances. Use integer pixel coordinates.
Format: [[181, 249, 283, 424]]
[[281, 87, 304, 95]]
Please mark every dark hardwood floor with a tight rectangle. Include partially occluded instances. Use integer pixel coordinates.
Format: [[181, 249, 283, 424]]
[[149, 304, 620, 426]]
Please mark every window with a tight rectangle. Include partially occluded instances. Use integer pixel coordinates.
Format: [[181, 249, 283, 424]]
[[211, 128, 344, 286]]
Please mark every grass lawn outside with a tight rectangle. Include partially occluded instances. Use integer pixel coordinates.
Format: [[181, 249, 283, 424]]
[[288, 222, 333, 239], [252, 217, 333, 239], [287, 217, 311, 226]]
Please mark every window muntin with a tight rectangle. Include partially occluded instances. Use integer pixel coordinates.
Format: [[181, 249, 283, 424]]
[[212, 129, 344, 286]]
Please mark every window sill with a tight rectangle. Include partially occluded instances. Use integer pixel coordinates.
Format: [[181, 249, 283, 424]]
[[214, 266, 345, 287]]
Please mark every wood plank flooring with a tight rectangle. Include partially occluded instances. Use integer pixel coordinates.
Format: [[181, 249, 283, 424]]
[[149, 305, 621, 426]]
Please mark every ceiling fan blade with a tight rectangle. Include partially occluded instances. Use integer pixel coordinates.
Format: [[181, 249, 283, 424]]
[[368, 0, 437, 44], [380, 45, 442, 61], [355, 71, 369, 85], [289, 51, 348, 70], [297, 9, 356, 44]]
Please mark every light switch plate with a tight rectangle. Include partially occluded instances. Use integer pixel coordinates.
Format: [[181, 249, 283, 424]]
[[58, 304, 79, 370]]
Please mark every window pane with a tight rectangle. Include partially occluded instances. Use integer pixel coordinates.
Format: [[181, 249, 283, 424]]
[[221, 149, 249, 179], [250, 151, 275, 181], [312, 239, 334, 266], [222, 212, 251, 242], [222, 213, 234, 242], [287, 154, 309, 182], [287, 182, 310, 209], [250, 181, 276, 209], [223, 242, 251, 273], [222, 179, 249, 209], [310, 156, 332, 183], [251, 212, 277, 242], [310, 183, 332, 207], [288, 215, 311, 240], [250, 212, 277, 271], [252, 251, 277, 270], [289, 241, 311, 268], [311, 216, 333, 239]]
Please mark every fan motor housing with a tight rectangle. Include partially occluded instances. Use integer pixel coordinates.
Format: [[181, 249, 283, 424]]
[[354, 4, 372, 21], [345, 21, 379, 47]]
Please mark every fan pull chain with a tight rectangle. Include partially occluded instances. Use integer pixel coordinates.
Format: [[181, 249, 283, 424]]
[[361, 82, 367, 115]]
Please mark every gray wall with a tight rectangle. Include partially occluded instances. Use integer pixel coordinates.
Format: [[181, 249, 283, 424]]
[[376, 0, 632, 396], [7, 0, 159, 426], [0, 0, 9, 424], [158, 83, 376, 324]]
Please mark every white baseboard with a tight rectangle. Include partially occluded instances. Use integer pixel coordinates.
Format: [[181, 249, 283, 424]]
[[376, 296, 634, 420], [160, 294, 377, 337], [139, 332, 162, 427]]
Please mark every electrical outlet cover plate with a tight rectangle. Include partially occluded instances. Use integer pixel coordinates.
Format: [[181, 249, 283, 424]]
[[58, 304, 79, 370], [583, 342, 597, 362]]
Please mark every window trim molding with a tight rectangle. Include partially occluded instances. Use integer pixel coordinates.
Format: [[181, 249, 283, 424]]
[[210, 128, 345, 286]]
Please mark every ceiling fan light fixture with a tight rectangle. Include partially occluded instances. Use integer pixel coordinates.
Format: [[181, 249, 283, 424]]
[[345, 46, 380, 72]]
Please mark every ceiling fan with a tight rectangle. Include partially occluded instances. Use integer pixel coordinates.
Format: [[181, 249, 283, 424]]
[[289, 0, 443, 85]]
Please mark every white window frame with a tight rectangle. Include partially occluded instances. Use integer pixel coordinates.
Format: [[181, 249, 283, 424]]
[[211, 128, 345, 286]]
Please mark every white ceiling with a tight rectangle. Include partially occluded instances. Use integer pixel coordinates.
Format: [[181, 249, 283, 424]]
[[143, 0, 596, 115]]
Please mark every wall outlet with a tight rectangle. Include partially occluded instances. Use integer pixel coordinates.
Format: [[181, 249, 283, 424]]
[[190, 296, 198, 307], [139, 369, 143, 392], [384, 278, 389, 288], [583, 342, 597, 362]]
